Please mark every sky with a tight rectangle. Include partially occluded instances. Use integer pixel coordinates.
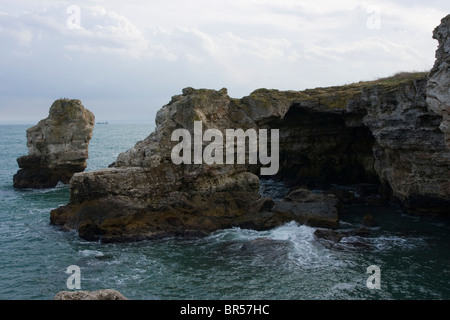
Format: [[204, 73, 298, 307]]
[[0, 0, 449, 124]]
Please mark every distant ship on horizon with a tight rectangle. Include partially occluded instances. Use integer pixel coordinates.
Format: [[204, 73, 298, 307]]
[[96, 121, 108, 124]]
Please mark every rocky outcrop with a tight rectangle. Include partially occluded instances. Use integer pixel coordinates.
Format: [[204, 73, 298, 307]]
[[13, 99, 95, 188], [50, 89, 285, 242], [361, 74, 450, 215], [272, 188, 340, 229], [427, 14, 450, 149], [53, 289, 127, 300], [248, 71, 450, 214], [50, 17, 450, 242]]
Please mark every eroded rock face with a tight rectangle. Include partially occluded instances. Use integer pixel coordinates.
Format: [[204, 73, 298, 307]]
[[13, 99, 95, 188], [363, 76, 450, 214], [427, 14, 450, 149], [245, 73, 450, 215]]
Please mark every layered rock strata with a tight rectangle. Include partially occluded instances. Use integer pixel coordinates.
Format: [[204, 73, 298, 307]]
[[50, 17, 450, 242], [242, 71, 450, 215], [427, 14, 450, 149], [50, 89, 296, 242], [13, 99, 95, 188]]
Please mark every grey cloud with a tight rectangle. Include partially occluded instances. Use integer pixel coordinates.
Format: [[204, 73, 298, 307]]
[[1, 0, 449, 124]]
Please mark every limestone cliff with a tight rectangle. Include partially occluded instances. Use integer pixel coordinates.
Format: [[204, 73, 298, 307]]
[[50, 17, 450, 242], [427, 14, 450, 149], [249, 72, 449, 215], [13, 99, 95, 188], [50, 89, 284, 242]]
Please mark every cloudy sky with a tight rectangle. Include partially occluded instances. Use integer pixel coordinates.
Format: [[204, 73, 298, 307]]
[[0, 0, 449, 124]]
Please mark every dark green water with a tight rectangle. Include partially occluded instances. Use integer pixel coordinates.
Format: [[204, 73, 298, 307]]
[[0, 124, 449, 300]]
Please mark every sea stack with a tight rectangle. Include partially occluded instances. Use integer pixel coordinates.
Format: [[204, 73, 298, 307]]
[[13, 99, 95, 188]]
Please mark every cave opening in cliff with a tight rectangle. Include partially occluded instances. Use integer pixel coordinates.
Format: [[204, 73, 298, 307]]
[[263, 104, 380, 192]]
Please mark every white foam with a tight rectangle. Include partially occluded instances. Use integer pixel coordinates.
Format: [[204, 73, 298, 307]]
[[211, 221, 346, 270], [266, 221, 315, 241], [55, 181, 68, 188], [79, 249, 104, 258], [368, 235, 427, 251]]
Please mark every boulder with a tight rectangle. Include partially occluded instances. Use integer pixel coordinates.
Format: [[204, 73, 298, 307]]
[[362, 213, 378, 227], [272, 189, 340, 229], [13, 99, 95, 188], [53, 289, 127, 300]]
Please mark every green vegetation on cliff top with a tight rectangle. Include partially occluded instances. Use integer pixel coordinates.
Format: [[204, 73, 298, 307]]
[[247, 71, 428, 110]]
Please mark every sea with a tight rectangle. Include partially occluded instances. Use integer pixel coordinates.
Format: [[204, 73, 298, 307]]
[[0, 123, 449, 300]]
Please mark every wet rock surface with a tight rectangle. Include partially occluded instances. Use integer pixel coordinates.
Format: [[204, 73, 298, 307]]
[[53, 289, 127, 300]]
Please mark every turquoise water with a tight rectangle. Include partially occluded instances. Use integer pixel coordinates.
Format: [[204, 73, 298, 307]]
[[0, 124, 449, 300]]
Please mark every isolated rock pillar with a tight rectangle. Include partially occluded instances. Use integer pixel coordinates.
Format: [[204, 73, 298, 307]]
[[13, 99, 95, 188]]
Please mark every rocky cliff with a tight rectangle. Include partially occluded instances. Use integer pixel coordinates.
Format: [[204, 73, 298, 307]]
[[427, 14, 450, 149], [50, 89, 285, 242], [252, 71, 449, 215], [50, 16, 449, 242], [14, 99, 95, 188]]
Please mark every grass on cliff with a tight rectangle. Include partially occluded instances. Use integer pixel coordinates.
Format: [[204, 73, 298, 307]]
[[362, 71, 429, 86], [247, 71, 430, 111], [307, 71, 429, 108]]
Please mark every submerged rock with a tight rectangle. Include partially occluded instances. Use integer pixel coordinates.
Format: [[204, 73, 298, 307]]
[[53, 289, 127, 300], [240, 237, 288, 253], [362, 213, 378, 227], [239, 237, 290, 262], [13, 99, 95, 188], [314, 227, 373, 251], [272, 188, 340, 228], [313, 229, 344, 242]]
